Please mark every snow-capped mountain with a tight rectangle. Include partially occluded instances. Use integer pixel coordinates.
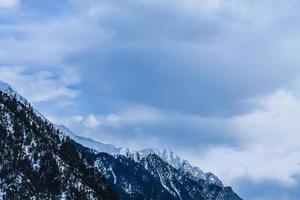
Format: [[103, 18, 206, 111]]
[[58, 125, 223, 187], [0, 81, 242, 200], [140, 148, 187, 169], [75, 142, 242, 200]]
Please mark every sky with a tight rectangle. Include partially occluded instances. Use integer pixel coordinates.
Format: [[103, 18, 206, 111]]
[[0, 0, 300, 199]]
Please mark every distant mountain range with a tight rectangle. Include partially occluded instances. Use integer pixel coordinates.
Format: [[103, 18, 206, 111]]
[[0, 81, 242, 200]]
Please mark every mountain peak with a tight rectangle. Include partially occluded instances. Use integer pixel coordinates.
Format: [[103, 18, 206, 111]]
[[142, 148, 187, 169]]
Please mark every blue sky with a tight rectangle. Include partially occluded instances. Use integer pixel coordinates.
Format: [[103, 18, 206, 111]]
[[1, 0, 300, 199]]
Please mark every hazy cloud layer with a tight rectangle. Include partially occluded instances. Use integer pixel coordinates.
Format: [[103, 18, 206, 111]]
[[68, 0, 300, 116]]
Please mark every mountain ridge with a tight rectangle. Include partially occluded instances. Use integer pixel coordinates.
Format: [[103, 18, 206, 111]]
[[0, 81, 243, 200], [58, 124, 223, 187]]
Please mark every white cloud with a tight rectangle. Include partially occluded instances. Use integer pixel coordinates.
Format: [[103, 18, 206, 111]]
[[48, 104, 235, 153], [48, 106, 169, 137], [98, 106, 168, 127], [0, 66, 80, 103], [0, 0, 19, 10], [0, 13, 113, 67], [186, 90, 300, 186], [83, 115, 100, 128], [52, 115, 84, 127], [50, 114, 101, 129]]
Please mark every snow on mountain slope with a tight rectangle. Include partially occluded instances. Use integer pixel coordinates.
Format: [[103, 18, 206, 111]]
[[0, 81, 26, 103], [128, 148, 223, 187], [57, 124, 223, 187], [140, 148, 186, 169], [0, 81, 51, 122], [0, 81, 117, 199], [57, 125, 122, 154]]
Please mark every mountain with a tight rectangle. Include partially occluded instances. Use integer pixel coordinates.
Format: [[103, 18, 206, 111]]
[[0, 81, 242, 200], [74, 142, 242, 200], [58, 125, 241, 200], [59, 125, 223, 187], [75, 143, 178, 200], [0, 82, 117, 199]]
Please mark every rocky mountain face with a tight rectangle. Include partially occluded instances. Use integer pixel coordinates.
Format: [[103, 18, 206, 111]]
[[59, 125, 224, 187], [0, 85, 117, 199], [61, 120, 242, 200], [0, 81, 243, 200], [75, 142, 242, 200]]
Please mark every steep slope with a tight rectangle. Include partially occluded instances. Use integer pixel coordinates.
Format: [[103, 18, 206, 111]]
[[58, 125, 122, 154], [0, 86, 117, 199], [140, 148, 223, 187], [141, 154, 241, 200], [60, 126, 225, 188], [59, 124, 242, 200], [75, 142, 177, 200], [59, 125, 223, 187], [75, 142, 242, 200]]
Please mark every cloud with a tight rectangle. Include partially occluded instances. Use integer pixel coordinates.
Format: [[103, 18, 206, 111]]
[[0, 0, 19, 10], [0, 15, 113, 67], [49, 105, 239, 151], [233, 176, 300, 200], [97, 106, 167, 127], [68, 0, 300, 116], [83, 115, 101, 128], [184, 90, 300, 189], [3, 0, 300, 115], [0, 66, 80, 103]]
